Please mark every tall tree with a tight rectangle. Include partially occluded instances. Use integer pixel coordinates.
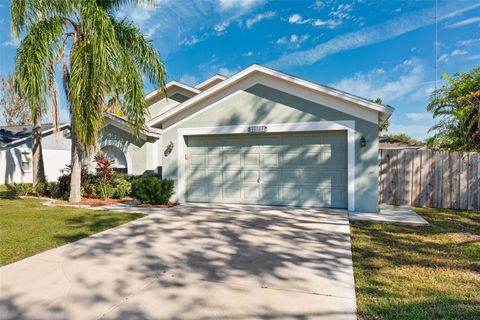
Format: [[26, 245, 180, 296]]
[[11, 0, 166, 201], [0, 73, 31, 126], [427, 67, 480, 151]]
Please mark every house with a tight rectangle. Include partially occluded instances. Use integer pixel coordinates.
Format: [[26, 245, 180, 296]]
[[104, 64, 393, 212], [0, 124, 71, 184], [2, 64, 393, 212]]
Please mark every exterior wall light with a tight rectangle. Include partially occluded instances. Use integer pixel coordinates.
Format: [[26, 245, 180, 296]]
[[164, 141, 174, 157], [360, 136, 367, 148]]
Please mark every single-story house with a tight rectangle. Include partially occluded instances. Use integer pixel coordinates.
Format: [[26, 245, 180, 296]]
[[1, 64, 393, 212], [0, 124, 72, 184], [129, 64, 393, 212]]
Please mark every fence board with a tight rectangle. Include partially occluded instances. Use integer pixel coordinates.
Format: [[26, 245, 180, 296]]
[[379, 149, 479, 211]]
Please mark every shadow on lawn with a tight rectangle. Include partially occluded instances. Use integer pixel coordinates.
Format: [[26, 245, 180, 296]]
[[0, 204, 355, 319], [351, 208, 480, 320]]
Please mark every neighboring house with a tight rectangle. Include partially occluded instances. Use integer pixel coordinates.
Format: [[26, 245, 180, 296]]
[[1, 64, 393, 212], [379, 136, 425, 150], [0, 124, 71, 184]]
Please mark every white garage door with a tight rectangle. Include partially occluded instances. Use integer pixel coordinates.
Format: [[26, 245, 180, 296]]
[[186, 131, 347, 208]]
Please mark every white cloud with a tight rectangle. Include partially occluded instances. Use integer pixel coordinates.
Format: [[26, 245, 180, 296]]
[[246, 11, 276, 28], [288, 13, 310, 25], [180, 35, 201, 46], [119, 0, 265, 56], [179, 74, 199, 86], [2, 35, 20, 48], [329, 3, 353, 20], [445, 16, 480, 28], [406, 112, 432, 121], [217, 0, 265, 11], [331, 59, 433, 103], [438, 48, 469, 63], [270, 2, 480, 68], [312, 19, 341, 29], [458, 38, 480, 46], [312, 1, 325, 10], [438, 53, 449, 62], [451, 49, 468, 56], [243, 51, 254, 56], [218, 67, 237, 77], [276, 34, 309, 47]]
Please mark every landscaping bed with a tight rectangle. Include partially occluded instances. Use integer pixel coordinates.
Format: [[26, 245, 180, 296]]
[[53, 197, 133, 207], [351, 207, 480, 320]]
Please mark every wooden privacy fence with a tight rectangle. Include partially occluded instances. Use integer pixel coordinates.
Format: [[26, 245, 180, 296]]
[[379, 149, 479, 210]]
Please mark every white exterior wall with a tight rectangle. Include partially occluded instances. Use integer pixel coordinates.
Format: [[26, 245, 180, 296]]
[[0, 147, 71, 185]]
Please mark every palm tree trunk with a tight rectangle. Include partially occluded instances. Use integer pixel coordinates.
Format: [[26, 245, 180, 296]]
[[69, 113, 82, 202], [32, 107, 45, 187]]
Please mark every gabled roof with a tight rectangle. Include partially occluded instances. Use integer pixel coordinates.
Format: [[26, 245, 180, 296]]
[[0, 123, 70, 148], [145, 80, 201, 101], [148, 64, 394, 127], [104, 112, 161, 138], [195, 74, 227, 91]]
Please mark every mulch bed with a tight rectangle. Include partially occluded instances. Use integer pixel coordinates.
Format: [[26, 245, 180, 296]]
[[53, 197, 133, 207]]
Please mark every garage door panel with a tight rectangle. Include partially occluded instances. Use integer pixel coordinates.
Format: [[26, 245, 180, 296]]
[[261, 153, 279, 166], [243, 185, 261, 200], [207, 153, 223, 166], [224, 153, 242, 166], [224, 169, 241, 182], [190, 154, 206, 166], [243, 169, 260, 183], [186, 132, 347, 208], [223, 185, 241, 199], [244, 153, 260, 166], [262, 169, 282, 184]]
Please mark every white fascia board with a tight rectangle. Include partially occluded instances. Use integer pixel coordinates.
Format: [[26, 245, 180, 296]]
[[150, 64, 393, 127], [195, 75, 227, 90], [145, 81, 201, 101], [104, 115, 162, 138]]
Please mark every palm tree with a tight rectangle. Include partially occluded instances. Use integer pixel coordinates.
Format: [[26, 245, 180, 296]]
[[427, 67, 480, 151], [12, 0, 167, 201]]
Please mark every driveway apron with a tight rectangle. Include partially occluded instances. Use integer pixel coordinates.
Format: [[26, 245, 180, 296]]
[[0, 204, 356, 320]]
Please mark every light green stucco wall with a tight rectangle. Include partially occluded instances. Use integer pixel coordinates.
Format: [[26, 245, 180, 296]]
[[160, 84, 380, 212], [100, 124, 160, 175]]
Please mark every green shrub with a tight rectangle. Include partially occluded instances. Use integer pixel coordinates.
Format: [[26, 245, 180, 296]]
[[95, 183, 115, 200], [33, 180, 49, 196], [5, 183, 33, 196], [46, 182, 64, 199], [111, 178, 131, 199], [131, 176, 174, 204], [81, 183, 97, 198]]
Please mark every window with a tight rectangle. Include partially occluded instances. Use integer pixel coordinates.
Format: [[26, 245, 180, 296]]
[[21, 152, 31, 172]]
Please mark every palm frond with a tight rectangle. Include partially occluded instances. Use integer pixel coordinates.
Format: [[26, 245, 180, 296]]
[[15, 16, 65, 117]]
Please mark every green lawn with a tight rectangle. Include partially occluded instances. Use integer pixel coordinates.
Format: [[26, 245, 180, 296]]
[[0, 197, 144, 266], [351, 207, 480, 320]]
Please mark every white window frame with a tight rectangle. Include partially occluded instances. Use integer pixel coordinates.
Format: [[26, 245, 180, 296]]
[[177, 120, 356, 211], [20, 149, 32, 173]]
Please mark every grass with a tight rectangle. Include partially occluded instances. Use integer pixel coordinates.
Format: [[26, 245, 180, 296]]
[[0, 197, 144, 266], [351, 207, 480, 320]]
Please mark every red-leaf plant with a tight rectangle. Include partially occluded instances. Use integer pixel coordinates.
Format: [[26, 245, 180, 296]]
[[94, 152, 115, 185]]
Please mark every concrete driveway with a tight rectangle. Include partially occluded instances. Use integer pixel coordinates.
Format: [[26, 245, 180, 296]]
[[0, 204, 356, 320]]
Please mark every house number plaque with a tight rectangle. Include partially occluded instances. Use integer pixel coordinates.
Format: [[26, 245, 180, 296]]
[[247, 125, 267, 133]]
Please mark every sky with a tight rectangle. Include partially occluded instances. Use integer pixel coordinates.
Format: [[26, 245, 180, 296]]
[[0, 0, 479, 140]]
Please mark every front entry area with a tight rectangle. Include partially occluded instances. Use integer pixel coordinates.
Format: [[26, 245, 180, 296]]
[[185, 131, 348, 208]]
